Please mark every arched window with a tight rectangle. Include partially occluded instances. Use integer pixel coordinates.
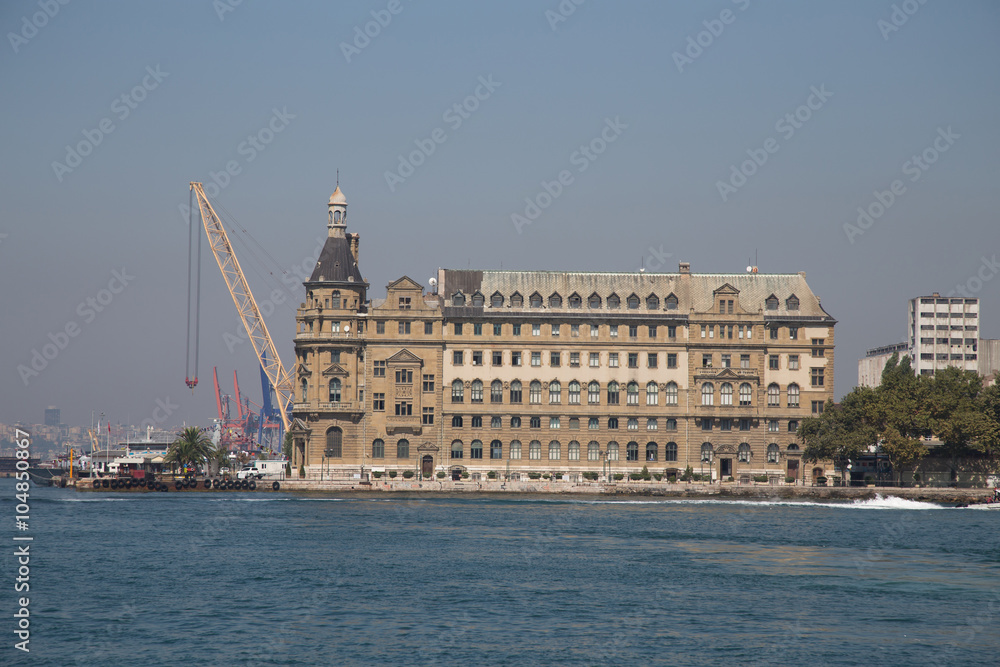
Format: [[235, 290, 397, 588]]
[[626, 381, 639, 405], [646, 294, 659, 310], [702, 383, 714, 406], [787, 443, 800, 452], [627, 294, 640, 309], [328, 378, 341, 402], [665, 293, 678, 310], [529, 440, 541, 460], [491, 292, 504, 308], [608, 441, 619, 461], [646, 442, 658, 461], [451, 440, 463, 459], [588, 441, 600, 461], [300, 378, 308, 402], [471, 292, 484, 307], [738, 443, 751, 463], [740, 383, 753, 406], [626, 441, 639, 461], [397, 439, 410, 459], [451, 380, 464, 403], [720, 383, 733, 406], [768, 383, 780, 407], [491, 380, 503, 403], [700, 442, 713, 463], [530, 292, 543, 308], [451, 415, 463, 427], [568, 441, 580, 460], [568, 381, 581, 404], [787, 383, 800, 407], [510, 416, 521, 428], [568, 293, 582, 309], [665, 442, 678, 462], [607, 294, 620, 309], [549, 440, 561, 460], [607, 381, 620, 405], [491, 416, 502, 428], [549, 381, 561, 404], [452, 292, 466, 306], [510, 440, 522, 459], [471, 416, 482, 428], [331, 290, 341, 308], [607, 417, 618, 429], [471, 380, 483, 403], [491, 440, 503, 459], [325, 427, 342, 458], [665, 382, 678, 406], [588, 293, 602, 309], [548, 293, 562, 308], [529, 381, 542, 404], [511, 292, 523, 307], [510, 380, 522, 403], [372, 438, 384, 458], [627, 418, 638, 430], [767, 443, 780, 463], [646, 382, 658, 406], [470, 440, 483, 459], [588, 381, 600, 404]]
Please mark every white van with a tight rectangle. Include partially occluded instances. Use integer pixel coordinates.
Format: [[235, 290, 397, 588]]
[[236, 460, 286, 480]]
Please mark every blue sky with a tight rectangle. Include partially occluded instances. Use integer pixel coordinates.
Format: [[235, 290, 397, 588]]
[[1, 0, 998, 428]]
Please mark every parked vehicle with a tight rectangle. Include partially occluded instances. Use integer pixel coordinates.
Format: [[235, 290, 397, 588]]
[[236, 460, 285, 480]]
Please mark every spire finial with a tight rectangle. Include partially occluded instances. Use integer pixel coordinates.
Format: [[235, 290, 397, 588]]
[[336, 169, 339, 187]]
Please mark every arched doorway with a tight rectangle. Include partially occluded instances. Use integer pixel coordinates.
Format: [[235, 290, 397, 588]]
[[421, 455, 433, 478]]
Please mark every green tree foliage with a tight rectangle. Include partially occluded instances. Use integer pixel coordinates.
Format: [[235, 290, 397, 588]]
[[165, 427, 215, 473]]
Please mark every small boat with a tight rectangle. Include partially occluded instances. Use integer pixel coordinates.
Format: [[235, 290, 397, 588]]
[[966, 501, 1000, 510]]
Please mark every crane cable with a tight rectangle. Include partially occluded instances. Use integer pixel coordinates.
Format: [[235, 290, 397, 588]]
[[185, 187, 203, 389]]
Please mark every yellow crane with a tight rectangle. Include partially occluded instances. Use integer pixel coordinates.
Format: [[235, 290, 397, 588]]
[[187, 182, 294, 431]]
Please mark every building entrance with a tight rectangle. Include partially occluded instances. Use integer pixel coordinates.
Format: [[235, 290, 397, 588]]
[[421, 455, 433, 478], [720, 458, 732, 478]]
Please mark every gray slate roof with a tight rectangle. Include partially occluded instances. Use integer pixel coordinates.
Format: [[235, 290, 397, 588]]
[[309, 234, 366, 284]]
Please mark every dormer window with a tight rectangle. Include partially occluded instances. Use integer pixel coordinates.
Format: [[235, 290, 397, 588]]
[[472, 292, 484, 307], [786, 294, 800, 311], [530, 292, 543, 308], [765, 294, 779, 310], [548, 293, 562, 308], [666, 293, 678, 310], [627, 294, 640, 309], [511, 292, 523, 307], [491, 292, 504, 308], [646, 294, 659, 310], [453, 292, 466, 307], [568, 293, 582, 309], [588, 293, 601, 309], [607, 293, 620, 309]]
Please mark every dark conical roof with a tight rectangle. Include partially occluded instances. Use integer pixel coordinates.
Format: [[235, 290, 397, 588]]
[[308, 234, 365, 284]]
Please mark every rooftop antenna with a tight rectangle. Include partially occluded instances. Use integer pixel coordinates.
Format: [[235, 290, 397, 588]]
[[336, 169, 339, 187]]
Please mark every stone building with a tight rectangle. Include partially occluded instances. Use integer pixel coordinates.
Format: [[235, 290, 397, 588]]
[[290, 189, 836, 484]]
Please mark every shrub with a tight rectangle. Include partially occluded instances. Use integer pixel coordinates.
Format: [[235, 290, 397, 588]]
[[402, 470, 414, 479], [298, 464, 305, 479], [527, 472, 541, 480], [653, 473, 662, 481], [582, 471, 598, 481], [680, 466, 693, 482], [865, 475, 874, 484], [667, 473, 677, 482], [388, 470, 397, 479], [436, 471, 446, 479], [542, 473, 551, 480], [785, 476, 794, 484], [753, 475, 768, 483], [913, 473, 921, 482], [817, 476, 827, 485], [727, 476, 734, 483], [285, 462, 292, 476], [629, 473, 643, 481], [613, 473, 624, 481], [372, 471, 383, 479], [692, 473, 702, 482], [461, 472, 469, 479], [487, 471, 497, 479], [640, 465, 651, 481]]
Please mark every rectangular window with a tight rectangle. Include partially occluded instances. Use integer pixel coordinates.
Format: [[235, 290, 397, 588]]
[[702, 354, 712, 368], [472, 351, 483, 366], [571, 324, 580, 337], [702, 419, 712, 431], [473, 323, 483, 336], [373, 360, 386, 377], [649, 326, 657, 338], [531, 352, 541, 367], [422, 375, 434, 392], [532, 324, 541, 336], [591, 325, 600, 338], [721, 354, 731, 368], [647, 353, 657, 368], [812, 401, 825, 415], [492, 351, 503, 366], [394, 401, 412, 416], [610, 325, 618, 338], [422, 407, 434, 424], [720, 419, 731, 431], [396, 321, 409, 335], [569, 417, 579, 430], [741, 354, 750, 369], [424, 321, 433, 335], [376, 321, 385, 334], [331, 321, 341, 333], [493, 323, 502, 336], [454, 322, 462, 335], [728, 300, 734, 314], [373, 393, 385, 411], [589, 417, 599, 430], [812, 339, 825, 357], [739, 418, 751, 431], [452, 351, 463, 365], [609, 353, 619, 368], [768, 419, 778, 432], [590, 352, 600, 367], [512, 351, 522, 366], [552, 324, 560, 336], [550, 352, 561, 367], [789, 327, 798, 340], [398, 296, 411, 310], [811, 368, 825, 387], [770, 327, 778, 340], [667, 353, 677, 369], [629, 325, 638, 338], [570, 352, 580, 367], [394, 369, 413, 384], [549, 417, 560, 429], [628, 353, 639, 368], [769, 355, 779, 370], [330, 350, 341, 363], [512, 324, 522, 336], [647, 418, 657, 431], [667, 326, 676, 338], [789, 355, 799, 370]]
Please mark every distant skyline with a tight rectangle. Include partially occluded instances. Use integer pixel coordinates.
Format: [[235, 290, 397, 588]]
[[1, 0, 998, 428]]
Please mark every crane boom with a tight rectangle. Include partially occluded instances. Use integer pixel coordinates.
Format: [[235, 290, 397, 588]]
[[190, 182, 293, 431]]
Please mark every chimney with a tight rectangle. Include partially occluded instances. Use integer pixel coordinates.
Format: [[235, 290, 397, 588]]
[[349, 233, 360, 264], [679, 261, 690, 274]]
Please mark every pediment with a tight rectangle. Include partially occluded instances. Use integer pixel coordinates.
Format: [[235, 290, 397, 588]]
[[322, 362, 349, 377], [296, 363, 311, 377], [713, 283, 740, 296], [386, 275, 423, 291], [387, 348, 423, 364], [715, 368, 742, 379]]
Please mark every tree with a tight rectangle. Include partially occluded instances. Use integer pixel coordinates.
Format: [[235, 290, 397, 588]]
[[165, 427, 214, 473], [925, 367, 997, 480], [876, 354, 928, 483]]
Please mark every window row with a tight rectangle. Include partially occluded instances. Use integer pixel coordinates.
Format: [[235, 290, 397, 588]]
[[699, 442, 800, 463], [449, 323, 682, 340], [451, 290, 681, 311], [448, 415, 683, 430], [450, 379, 683, 406], [452, 349, 681, 369]]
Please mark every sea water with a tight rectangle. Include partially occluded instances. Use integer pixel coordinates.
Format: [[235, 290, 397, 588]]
[[3, 480, 998, 666]]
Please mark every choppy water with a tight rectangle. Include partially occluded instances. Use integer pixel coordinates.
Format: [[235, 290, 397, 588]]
[[3, 479, 998, 666]]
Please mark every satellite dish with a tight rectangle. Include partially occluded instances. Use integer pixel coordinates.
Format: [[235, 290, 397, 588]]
[[746, 266, 753, 273], [344, 324, 351, 332], [429, 277, 437, 286]]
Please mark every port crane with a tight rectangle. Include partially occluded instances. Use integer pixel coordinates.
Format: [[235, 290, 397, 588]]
[[185, 182, 294, 434]]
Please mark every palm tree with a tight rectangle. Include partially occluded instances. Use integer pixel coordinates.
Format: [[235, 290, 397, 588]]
[[166, 427, 214, 474]]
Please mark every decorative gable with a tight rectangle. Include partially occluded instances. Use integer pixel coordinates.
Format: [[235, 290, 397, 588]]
[[387, 349, 423, 365], [321, 363, 350, 377]]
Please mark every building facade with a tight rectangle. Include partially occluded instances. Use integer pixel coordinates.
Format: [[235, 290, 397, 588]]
[[290, 190, 836, 483], [909, 294, 980, 376]]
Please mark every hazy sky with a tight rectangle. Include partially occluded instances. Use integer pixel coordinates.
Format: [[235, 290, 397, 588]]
[[2, 0, 998, 430]]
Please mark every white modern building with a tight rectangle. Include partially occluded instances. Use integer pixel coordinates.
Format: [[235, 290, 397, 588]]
[[908, 293, 979, 376]]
